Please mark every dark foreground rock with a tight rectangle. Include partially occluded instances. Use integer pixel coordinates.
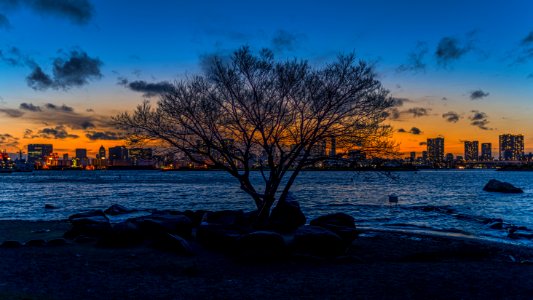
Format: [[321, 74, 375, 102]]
[[104, 204, 135, 215], [292, 225, 345, 257], [237, 231, 287, 260], [310, 213, 358, 244], [269, 199, 306, 233], [483, 179, 524, 193]]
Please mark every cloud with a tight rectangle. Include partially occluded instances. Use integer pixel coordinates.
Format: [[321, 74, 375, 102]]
[[390, 97, 410, 107], [0, 133, 19, 148], [271, 30, 305, 53], [419, 142, 427, 146], [0, 108, 24, 118], [405, 107, 430, 118], [27, 50, 102, 90], [85, 131, 125, 141], [435, 36, 472, 66], [19, 103, 42, 112], [0, 14, 10, 29], [397, 42, 428, 73], [522, 31, 533, 45], [442, 111, 460, 123], [397, 128, 406, 133], [45, 103, 74, 112], [409, 127, 421, 135], [29, 125, 79, 139], [468, 110, 492, 130], [1, 0, 93, 26], [119, 79, 175, 97], [469, 89, 489, 100], [441, 97, 448, 101]]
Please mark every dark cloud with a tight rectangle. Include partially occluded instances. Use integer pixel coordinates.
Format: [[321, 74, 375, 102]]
[[405, 107, 430, 118], [85, 131, 125, 141], [1, 0, 93, 25], [45, 103, 74, 112], [0, 108, 23, 118], [468, 110, 492, 130], [26, 66, 54, 90], [390, 97, 410, 107], [522, 31, 533, 45], [19, 102, 42, 112], [0, 47, 35, 67], [397, 42, 428, 73], [271, 30, 305, 53], [0, 133, 19, 148], [435, 36, 472, 66], [419, 142, 427, 146], [409, 127, 421, 135], [0, 14, 10, 29], [30, 125, 79, 139], [469, 89, 489, 100], [441, 97, 448, 101], [397, 128, 406, 133], [442, 111, 460, 123], [27, 50, 102, 91], [119, 79, 175, 97], [86, 108, 94, 112]]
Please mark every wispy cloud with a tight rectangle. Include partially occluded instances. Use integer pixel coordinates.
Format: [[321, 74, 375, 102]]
[[118, 79, 174, 97], [397, 42, 428, 73], [469, 110, 492, 130], [1, 0, 93, 26], [85, 131, 125, 141], [442, 111, 460, 123], [435, 35, 474, 66], [26, 125, 79, 139], [271, 30, 306, 53]]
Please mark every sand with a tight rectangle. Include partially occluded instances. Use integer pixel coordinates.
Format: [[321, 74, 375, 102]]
[[0, 220, 533, 299]]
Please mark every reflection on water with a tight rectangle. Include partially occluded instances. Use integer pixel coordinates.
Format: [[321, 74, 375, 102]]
[[0, 169, 532, 244]]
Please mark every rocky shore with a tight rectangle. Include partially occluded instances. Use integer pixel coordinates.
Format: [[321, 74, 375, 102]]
[[1, 205, 533, 299]]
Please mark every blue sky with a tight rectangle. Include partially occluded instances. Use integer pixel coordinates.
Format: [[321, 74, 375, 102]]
[[0, 0, 532, 155]]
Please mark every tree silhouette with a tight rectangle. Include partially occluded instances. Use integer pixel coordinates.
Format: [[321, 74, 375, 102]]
[[115, 47, 394, 222]]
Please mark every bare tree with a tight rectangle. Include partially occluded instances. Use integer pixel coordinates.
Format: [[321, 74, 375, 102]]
[[114, 47, 394, 222]]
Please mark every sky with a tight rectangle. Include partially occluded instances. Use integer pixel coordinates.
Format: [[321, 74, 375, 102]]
[[0, 0, 532, 157]]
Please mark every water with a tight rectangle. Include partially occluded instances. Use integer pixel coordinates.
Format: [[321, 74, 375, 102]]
[[1, 169, 533, 245]]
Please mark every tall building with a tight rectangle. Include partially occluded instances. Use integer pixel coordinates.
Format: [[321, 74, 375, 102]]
[[409, 152, 416, 162], [27, 144, 53, 163], [108, 146, 129, 161], [499, 134, 524, 161], [427, 138, 444, 163], [464, 141, 479, 161], [75, 148, 88, 159], [329, 137, 336, 157], [98, 145, 106, 159], [481, 143, 492, 161]]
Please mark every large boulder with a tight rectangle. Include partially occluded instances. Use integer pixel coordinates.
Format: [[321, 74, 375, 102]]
[[201, 210, 245, 229], [237, 231, 287, 260], [104, 204, 135, 216], [152, 233, 195, 256], [100, 220, 143, 247], [310, 213, 358, 244], [269, 199, 306, 233], [196, 224, 242, 251], [65, 215, 112, 238], [68, 209, 106, 220], [132, 214, 193, 239], [292, 225, 345, 257], [483, 179, 524, 193]]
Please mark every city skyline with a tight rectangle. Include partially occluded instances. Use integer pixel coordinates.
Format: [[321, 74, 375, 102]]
[[0, 0, 532, 156]]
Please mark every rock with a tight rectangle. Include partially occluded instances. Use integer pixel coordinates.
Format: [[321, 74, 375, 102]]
[[44, 204, 59, 209], [196, 224, 242, 251], [269, 199, 306, 233], [68, 210, 106, 220], [104, 204, 134, 216], [237, 231, 287, 260], [67, 215, 112, 238], [183, 210, 206, 227], [74, 236, 98, 244], [309, 213, 358, 244], [489, 221, 504, 230], [47, 238, 68, 246], [292, 225, 345, 257], [483, 179, 524, 193], [152, 233, 194, 256], [25, 239, 47, 247], [1, 240, 22, 248], [100, 221, 143, 247], [201, 210, 244, 229], [133, 214, 193, 239]]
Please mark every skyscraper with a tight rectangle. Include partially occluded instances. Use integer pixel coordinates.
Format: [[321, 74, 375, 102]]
[[499, 134, 524, 161], [98, 145, 106, 159], [108, 146, 129, 161], [464, 141, 479, 161], [481, 143, 492, 161], [27, 144, 53, 163], [75, 148, 88, 159], [427, 138, 444, 163]]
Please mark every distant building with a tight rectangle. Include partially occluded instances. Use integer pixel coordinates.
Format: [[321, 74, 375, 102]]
[[109, 146, 128, 160], [28, 144, 53, 163], [499, 134, 524, 160], [98, 145, 106, 159], [427, 138, 444, 163], [445, 153, 454, 162], [75, 148, 87, 159], [421, 151, 428, 162], [464, 141, 479, 161], [329, 137, 336, 157], [481, 143, 492, 161], [409, 152, 416, 162]]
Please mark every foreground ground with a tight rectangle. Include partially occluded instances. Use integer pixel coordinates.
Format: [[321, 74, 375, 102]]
[[0, 220, 533, 299]]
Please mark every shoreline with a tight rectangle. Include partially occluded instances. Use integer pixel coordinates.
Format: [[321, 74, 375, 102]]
[[0, 219, 533, 299]]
